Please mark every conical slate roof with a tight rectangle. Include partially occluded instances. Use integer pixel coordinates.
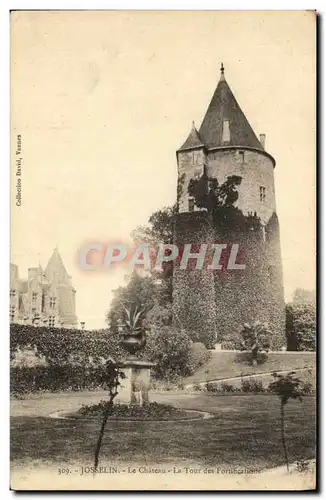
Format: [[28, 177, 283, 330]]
[[178, 121, 204, 152], [198, 69, 263, 150], [45, 247, 70, 285]]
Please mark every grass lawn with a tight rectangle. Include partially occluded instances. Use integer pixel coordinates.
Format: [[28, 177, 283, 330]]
[[11, 394, 316, 472], [184, 351, 316, 384]]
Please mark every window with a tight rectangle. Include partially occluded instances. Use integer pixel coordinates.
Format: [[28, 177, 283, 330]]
[[10, 289, 16, 298], [50, 297, 57, 309], [49, 316, 55, 327], [10, 306, 15, 322], [260, 186, 266, 202], [194, 166, 203, 179], [192, 150, 200, 166], [222, 119, 230, 143], [239, 150, 245, 163], [188, 197, 195, 212], [32, 292, 37, 304]]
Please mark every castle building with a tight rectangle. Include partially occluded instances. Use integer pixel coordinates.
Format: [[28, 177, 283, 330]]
[[173, 64, 285, 349], [10, 248, 78, 328]]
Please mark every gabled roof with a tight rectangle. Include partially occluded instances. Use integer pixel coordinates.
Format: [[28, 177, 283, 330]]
[[178, 121, 204, 152], [198, 69, 263, 150]]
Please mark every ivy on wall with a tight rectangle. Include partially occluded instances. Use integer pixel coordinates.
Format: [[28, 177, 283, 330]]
[[10, 323, 122, 366]]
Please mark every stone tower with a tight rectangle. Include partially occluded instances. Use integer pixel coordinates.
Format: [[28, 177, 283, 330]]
[[173, 64, 285, 349]]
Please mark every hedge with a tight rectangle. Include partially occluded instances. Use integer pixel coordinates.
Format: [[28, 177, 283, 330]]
[[10, 324, 122, 394], [10, 324, 211, 394]]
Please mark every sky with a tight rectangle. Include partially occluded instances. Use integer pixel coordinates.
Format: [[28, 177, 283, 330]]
[[11, 10, 316, 329]]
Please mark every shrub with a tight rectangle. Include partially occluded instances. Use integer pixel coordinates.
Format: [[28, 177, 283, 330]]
[[239, 321, 270, 365], [286, 302, 316, 351], [240, 377, 265, 393], [220, 338, 242, 351], [187, 342, 211, 373], [10, 324, 122, 395], [77, 401, 199, 421], [145, 302, 172, 328], [10, 364, 115, 395], [10, 324, 122, 365], [144, 326, 193, 380], [300, 382, 314, 394], [205, 382, 219, 393], [295, 459, 310, 473], [192, 382, 203, 392], [220, 382, 235, 393], [235, 351, 268, 365]]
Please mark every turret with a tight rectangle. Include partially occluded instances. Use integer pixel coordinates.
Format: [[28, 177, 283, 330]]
[[177, 121, 207, 213], [173, 63, 285, 349]]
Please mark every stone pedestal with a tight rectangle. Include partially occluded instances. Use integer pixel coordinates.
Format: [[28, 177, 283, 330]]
[[117, 359, 155, 406]]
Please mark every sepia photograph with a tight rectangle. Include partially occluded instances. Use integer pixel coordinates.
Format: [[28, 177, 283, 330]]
[[10, 10, 316, 491]]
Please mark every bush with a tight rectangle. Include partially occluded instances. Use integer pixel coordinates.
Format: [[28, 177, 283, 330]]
[[187, 342, 211, 373], [239, 322, 270, 365], [77, 401, 200, 421], [10, 324, 122, 365], [144, 326, 193, 381], [192, 382, 203, 392], [220, 338, 242, 351], [220, 382, 235, 393], [205, 382, 219, 393], [240, 377, 265, 393], [286, 302, 316, 351], [235, 351, 268, 365], [300, 382, 314, 394], [10, 324, 123, 395], [10, 364, 112, 395]]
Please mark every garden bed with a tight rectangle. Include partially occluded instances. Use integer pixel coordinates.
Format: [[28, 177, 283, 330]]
[[64, 401, 206, 421]]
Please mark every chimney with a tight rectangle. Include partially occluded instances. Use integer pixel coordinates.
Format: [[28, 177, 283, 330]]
[[28, 267, 38, 280], [259, 134, 266, 149]]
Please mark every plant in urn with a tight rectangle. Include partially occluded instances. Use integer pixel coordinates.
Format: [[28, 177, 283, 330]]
[[119, 304, 146, 358], [117, 304, 154, 406]]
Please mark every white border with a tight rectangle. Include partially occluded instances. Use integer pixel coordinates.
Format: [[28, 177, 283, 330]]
[[2, 2, 323, 499]]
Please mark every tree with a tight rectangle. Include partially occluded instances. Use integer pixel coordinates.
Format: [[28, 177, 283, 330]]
[[107, 204, 177, 331], [94, 360, 125, 470], [240, 321, 271, 365], [107, 271, 158, 333], [188, 173, 262, 231], [131, 204, 177, 246], [144, 301, 172, 329], [268, 371, 303, 472], [293, 288, 316, 304]]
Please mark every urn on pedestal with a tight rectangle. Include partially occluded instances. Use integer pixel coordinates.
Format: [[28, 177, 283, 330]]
[[117, 306, 154, 406]]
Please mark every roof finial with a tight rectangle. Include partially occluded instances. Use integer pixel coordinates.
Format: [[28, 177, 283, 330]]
[[220, 62, 225, 75]]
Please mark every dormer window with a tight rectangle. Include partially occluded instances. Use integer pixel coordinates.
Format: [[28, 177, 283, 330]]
[[222, 119, 230, 144]]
